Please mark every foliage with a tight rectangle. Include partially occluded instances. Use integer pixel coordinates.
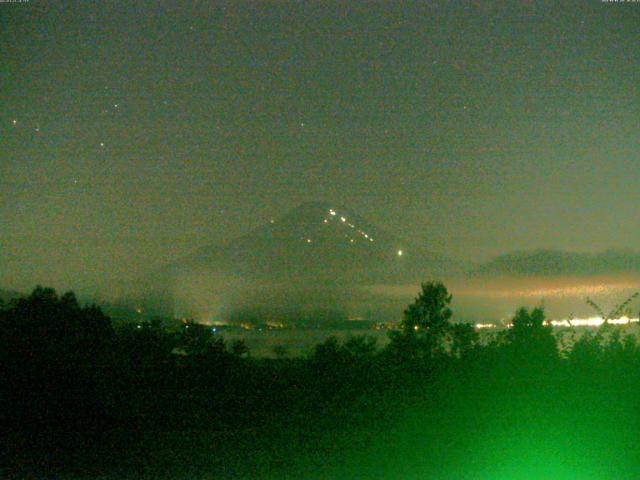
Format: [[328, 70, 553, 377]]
[[272, 344, 289, 358], [230, 338, 250, 357], [388, 281, 453, 360], [500, 306, 558, 361], [4, 283, 640, 478], [0, 286, 116, 470], [401, 281, 453, 336], [586, 291, 639, 324], [449, 322, 480, 359]]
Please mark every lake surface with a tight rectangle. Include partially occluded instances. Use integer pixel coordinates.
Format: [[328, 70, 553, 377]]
[[218, 322, 640, 357]]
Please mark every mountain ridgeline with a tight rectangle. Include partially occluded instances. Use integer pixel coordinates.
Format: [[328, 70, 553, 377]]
[[475, 249, 640, 277], [170, 201, 454, 283]]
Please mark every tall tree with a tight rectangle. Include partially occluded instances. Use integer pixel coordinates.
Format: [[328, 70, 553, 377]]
[[389, 281, 453, 360]]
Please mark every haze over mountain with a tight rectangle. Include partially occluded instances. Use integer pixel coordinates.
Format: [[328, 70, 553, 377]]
[[9, 203, 635, 324], [164, 201, 458, 283], [105, 204, 640, 323], [126, 201, 465, 321]]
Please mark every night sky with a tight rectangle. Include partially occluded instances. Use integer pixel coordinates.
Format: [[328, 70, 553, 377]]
[[2, 1, 640, 292]]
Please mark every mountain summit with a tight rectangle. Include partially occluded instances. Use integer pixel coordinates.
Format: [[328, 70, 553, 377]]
[[127, 202, 460, 321], [168, 201, 452, 283]]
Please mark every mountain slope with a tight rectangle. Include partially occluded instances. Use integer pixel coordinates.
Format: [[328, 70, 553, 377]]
[[163, 201, 456, 284], [118, 201, 463, 320]]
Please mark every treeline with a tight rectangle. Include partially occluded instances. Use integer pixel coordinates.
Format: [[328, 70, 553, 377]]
[[2, 283, 640, 479]]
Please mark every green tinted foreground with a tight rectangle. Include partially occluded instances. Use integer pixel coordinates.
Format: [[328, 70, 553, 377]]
[[64, 365, 640, 480], [4, 286, 640, 479]]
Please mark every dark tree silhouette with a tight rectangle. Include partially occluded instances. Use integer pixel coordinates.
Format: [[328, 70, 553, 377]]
[[230, 339, 250, 357], [449, 322, 480, 359], [343, 335, 378, 360], [8, 283, 640, 480], [502, 306, 558, 361], [312, 336, 345, 364], [401, 282, 453, 335], [388, 281, 453, 360], [0, 286, 116, 472], [179, 320, 215, 355], [272, 344, 289, 359]]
